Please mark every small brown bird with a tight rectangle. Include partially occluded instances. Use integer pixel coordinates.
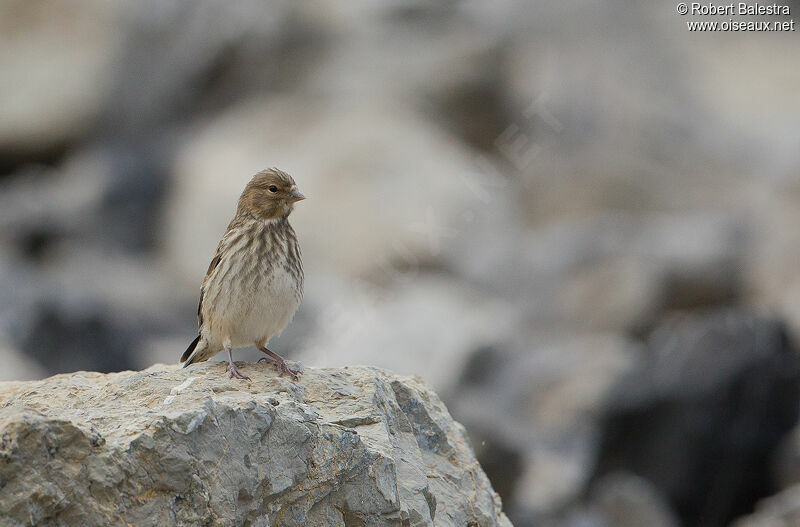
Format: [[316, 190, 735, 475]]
[[181, 168, 305, 380]]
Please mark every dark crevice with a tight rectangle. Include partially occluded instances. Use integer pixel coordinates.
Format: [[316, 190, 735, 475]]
[[0, 142, 73, 180], [474, 437, 523, 508]]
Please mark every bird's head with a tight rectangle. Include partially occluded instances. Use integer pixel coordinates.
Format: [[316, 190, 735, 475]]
[[237, 168, 306, 220]]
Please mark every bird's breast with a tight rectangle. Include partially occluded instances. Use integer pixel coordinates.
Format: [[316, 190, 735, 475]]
[[201, 220, 303, 347]]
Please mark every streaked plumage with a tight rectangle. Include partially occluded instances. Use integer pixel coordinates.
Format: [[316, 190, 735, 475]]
[[181, 168, 305, 380]]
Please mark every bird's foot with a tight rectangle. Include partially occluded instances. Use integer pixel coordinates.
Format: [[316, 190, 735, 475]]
[[257, 356, 278, 366], [258, 356, 300, 381], [227, 361, 250, 381]]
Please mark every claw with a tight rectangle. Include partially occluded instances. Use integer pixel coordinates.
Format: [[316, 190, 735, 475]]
[[277, 360, 300, 381], [225, 348, 250, 381], [257, 347, 300, 380], [227, 362, 250, 380]]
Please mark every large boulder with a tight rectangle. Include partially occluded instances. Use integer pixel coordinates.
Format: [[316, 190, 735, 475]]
[[163, 96, 488, 283], [445, 310, 800, 526], [0, 362, 511, 527], [0, 0, 120, 170], [444, 211, 748, 333], [731, 485, 800, 527], [595, 310, 800, 527], [298, 275, 517, 395], [448, 333, 638, 521]]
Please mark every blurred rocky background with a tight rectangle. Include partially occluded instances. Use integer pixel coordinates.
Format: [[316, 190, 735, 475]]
[[1, 1, 799, 526]]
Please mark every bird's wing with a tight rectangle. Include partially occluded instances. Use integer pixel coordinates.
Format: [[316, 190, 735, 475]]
[[197, 248, 222, 328], [196, 217, 254, 328]]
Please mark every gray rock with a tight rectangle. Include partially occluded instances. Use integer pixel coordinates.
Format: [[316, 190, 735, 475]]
[[445, 211, 748, 333], [448, 333, 638, 520], [0, 236, 193, 376], [103, 0, 309, 136], [299, 274, 517, 395], [731, 485, 800, 527], [0, 363, 511, 527], [588, 472, 681, 527], [0, 343, 46, 382], [0, 0, 119, 169], [596, 310, 800, 527], [536, 472, 682, 527], [0, 151, 109, 254]]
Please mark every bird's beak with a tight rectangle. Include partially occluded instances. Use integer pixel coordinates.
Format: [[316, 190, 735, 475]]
[[289, 187, 306, 202]]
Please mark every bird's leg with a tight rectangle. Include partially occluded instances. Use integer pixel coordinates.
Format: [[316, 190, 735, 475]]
[[257, 345, 300, 380], [226, 347, 250, 380]]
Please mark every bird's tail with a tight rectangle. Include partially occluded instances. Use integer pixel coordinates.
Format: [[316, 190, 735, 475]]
[[181, 335, 204, 367]]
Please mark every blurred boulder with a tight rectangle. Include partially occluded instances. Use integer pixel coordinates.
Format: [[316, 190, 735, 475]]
[[164, 96, 490, 283], [19, 304, 137, 375], [0, 343, 46, 382], [96, 141, 171, 251], [0, 241, 191, 376], [446, 310, 800, 526], [0, 0, 121, 172], [504, 4, 767, 223], [506, 472, 683, 527], [448, 333, 637, 520], [595, 310, 800, 527], [0, 139, 171, 254], [304, 1, 511, 148], [749, 179, 800, 337], [298, 274, 517, 395], [731, 485, 800, 527], [103, 0, 318, 137], [0, 151, 110, 256], [446, 211, 748, 333], [587, 472, 681, 527], [303, 2, 507, 92], [0, 143, 197, 377]]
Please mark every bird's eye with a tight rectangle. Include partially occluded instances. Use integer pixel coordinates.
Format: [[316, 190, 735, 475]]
[[268, 185, 278, 193]]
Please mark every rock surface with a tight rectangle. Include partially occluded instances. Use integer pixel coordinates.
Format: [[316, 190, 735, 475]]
[[0, 363, 511, 527]]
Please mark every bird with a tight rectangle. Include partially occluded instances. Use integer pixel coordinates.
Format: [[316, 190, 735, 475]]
[[180, 168, 305, 380]]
